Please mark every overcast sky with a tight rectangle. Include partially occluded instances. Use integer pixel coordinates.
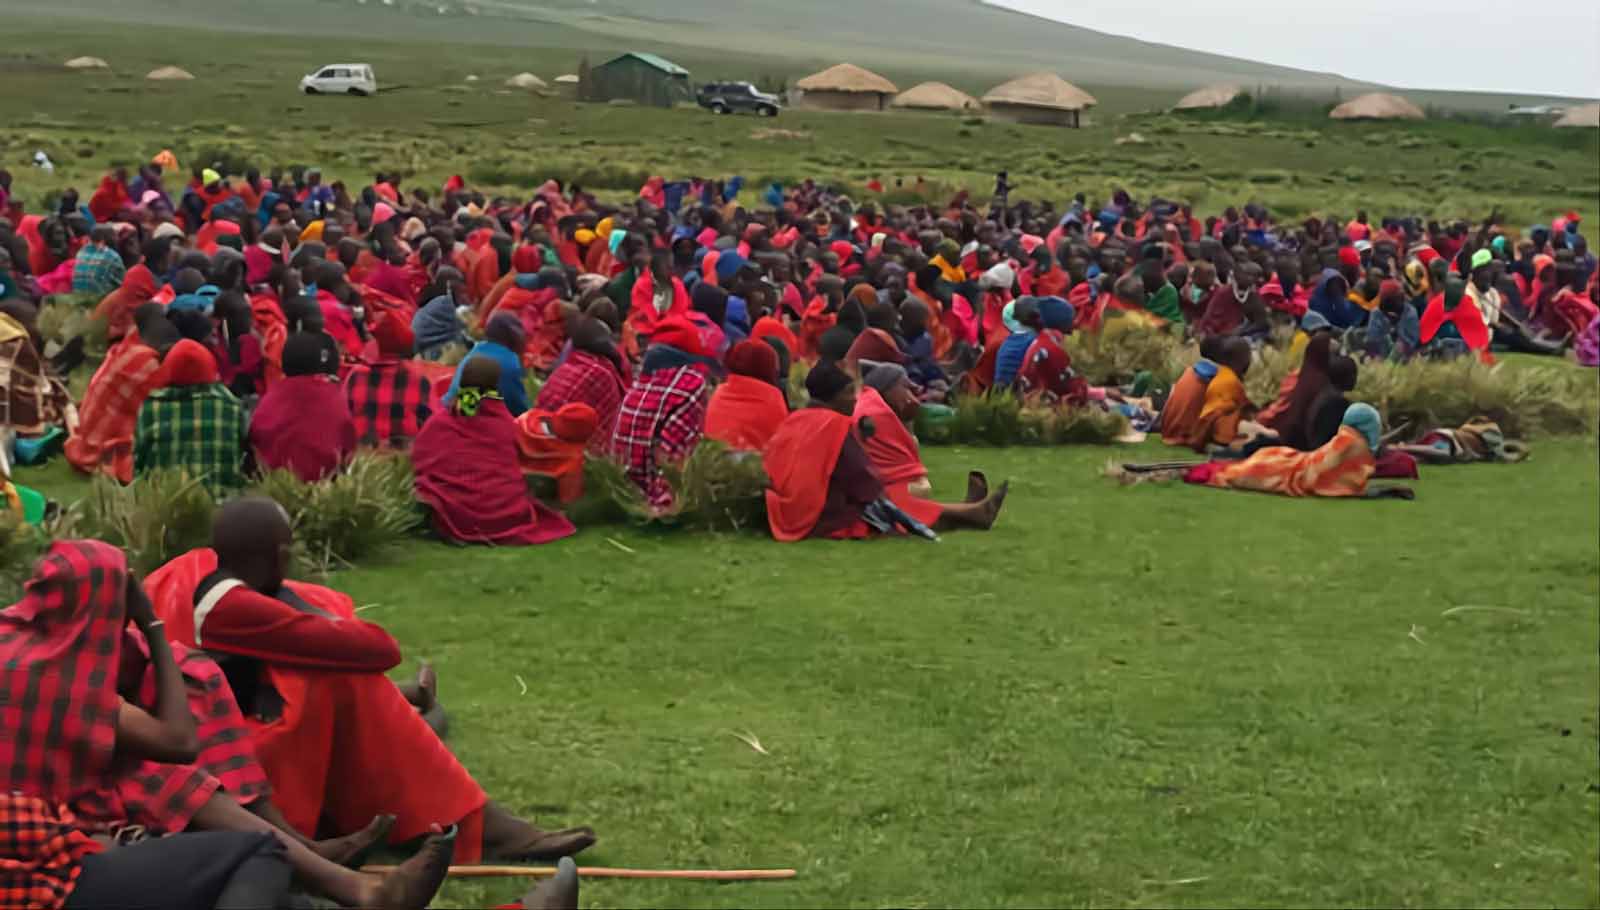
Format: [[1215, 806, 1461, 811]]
[[990, 0, 1600, 97]]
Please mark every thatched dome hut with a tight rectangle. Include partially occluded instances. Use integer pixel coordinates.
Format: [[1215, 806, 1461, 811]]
[[504, 72, 547, 90], [1329, 92, 1425, 121], [981, 72, 1096, 127], [1553, 103, 1600, 128], [64, 56, 110, 70], [145, 66, 195, 81], [795, 63, 898, 112], [891, 81, 980, 112], [1174, 84, 1241, 111]]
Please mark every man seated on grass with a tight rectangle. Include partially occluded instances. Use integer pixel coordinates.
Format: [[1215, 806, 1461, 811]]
[[3, 539, 458, 910], [763, 361, 1007, 541], [144, 498, 597, 865]]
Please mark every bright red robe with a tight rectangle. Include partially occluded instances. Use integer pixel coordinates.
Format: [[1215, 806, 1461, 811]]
[[704, 375, 788, 452], [144, 551, 489, 860]]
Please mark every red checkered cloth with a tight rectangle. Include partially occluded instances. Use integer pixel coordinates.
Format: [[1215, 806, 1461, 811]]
[[0, 541, 127, 804], [605, 365, 708, 508], [0, 540, 221, 836], [345, 359, 436, 450], [0, 795, 103, 910], [535, 350, 629, 454]]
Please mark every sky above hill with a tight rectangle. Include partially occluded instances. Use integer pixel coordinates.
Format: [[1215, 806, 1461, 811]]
[[990, 0, 1599, 97]]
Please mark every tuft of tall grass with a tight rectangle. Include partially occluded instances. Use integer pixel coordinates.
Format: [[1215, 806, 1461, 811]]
[[584, 441, 768, 533], [73, 470, 215, 575], [252, 454, 424, 574], [0, 512, 54, 602]]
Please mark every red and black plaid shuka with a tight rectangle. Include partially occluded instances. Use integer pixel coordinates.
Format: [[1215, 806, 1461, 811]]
[[536, 349, 629, 455], [605, 364, 709, 508], [345, 360, 437, 450], [0, 795, 104, 910], [0, 541, 266, 838]]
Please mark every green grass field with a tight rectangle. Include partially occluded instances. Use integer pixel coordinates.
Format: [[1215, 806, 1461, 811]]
[[13, 438, 1600, 908], [4, 9, 1600, 908]]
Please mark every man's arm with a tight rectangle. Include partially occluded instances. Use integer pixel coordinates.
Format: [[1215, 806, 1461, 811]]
[[199, 582, 402, 672], [116, 576, 199, 764]]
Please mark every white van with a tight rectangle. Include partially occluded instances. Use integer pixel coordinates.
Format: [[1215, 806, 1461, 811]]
[[300, 64, 378, 96]]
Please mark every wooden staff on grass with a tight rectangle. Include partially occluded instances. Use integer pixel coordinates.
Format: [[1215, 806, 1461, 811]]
[[362, 864, 796, 881]]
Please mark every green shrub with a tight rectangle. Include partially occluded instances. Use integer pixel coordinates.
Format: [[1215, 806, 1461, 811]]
[[251, 454, 423, 574], [1017, 405, 1129, 445], [948, 390, 1022, 446], [36, 295, 109, 360], [1354, 358, 1598, 438], [0, 512, 53, 602], [74, 470, 215, 575], [1066, 322, 1192, 387]]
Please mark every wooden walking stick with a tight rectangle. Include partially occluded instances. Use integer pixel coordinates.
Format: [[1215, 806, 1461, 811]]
[[361, 864, 797, 881]]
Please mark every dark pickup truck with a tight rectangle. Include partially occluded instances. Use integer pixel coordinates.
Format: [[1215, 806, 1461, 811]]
[[696, 81, 782, 117]]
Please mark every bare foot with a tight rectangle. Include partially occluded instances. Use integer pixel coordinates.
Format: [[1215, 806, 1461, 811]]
[[367, 824, 455, 910], [314, 814, 396, 867], [521, 857, 579, 910], [965, 471, 989, 503]]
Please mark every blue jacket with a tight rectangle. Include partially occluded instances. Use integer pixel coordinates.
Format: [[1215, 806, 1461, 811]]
[[443, 341, 530, 416]]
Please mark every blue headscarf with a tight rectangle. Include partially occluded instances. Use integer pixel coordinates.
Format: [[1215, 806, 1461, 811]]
[[1340, 402, 1381, 451], [763, 183, 785, 209], [411, 294, 464, 358], [1307, 268, 1363, 328], [1035, 296, 1075, 331], [169, 284, 220, 316]]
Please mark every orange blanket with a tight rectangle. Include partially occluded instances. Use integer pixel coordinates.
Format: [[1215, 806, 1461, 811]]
[[64, 341, 164, 483], [763, 407, 854, 542], [1195, 425, 1375, 497], [852, 387, 925, 485], [704, 375, 788, 452], [1188, 364, 1248, 451], [1159, 366, 1208, 447]]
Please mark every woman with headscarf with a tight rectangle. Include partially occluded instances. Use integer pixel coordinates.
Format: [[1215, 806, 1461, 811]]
[[413, 356, 576, 545], [410, 268, 467, 360], [1306, 267, 1365, 329], [535, 316, 630, 454], [1185, 338, 1254, 452], [703, 339, 789, 452], [92, 246, 162, 342], [249, 332, 356, 483], [1184, 402, 1407, 498]]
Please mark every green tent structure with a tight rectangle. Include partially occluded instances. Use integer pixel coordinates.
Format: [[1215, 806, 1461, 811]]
[[586, 52, 691, 108]]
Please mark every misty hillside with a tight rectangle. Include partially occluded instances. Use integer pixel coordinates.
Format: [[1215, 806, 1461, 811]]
[[12, 0, 1374, 93]]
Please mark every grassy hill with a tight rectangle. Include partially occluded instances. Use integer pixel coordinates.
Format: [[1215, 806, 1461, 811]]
[[7, 0, 1589, 112]]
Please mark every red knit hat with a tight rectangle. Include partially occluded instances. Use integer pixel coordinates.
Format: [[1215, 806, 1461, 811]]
[[724, 339, 780, 383], [649, 316, 705, 357], [162, 339, 220, 386], [548, 403, 598, 442], [1337, 246, 1362, 271]]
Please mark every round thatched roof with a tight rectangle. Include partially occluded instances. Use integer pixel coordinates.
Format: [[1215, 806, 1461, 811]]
[[1553, 103, 1600, 128], [796, 63, 897, 95], [891, 81, 979, 111], [1329, 92, 1425, 121], [1174, 84, 1241, 110], [64, 56, 110, 70], [504, 72, 547, 90], [554, 74, 580, 85], [145, 66, 195, 81], [981, 72, 1097, 111]]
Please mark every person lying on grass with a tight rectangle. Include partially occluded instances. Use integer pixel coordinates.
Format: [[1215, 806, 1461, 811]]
[[2, 539, 457, 910], [763, 360, 1007, 541], [143, 498, 596, 865]]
